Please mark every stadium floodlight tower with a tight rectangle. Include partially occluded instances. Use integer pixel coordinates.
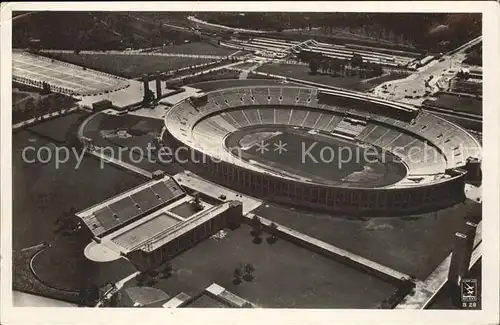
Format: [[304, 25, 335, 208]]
[[155, 70, 162, 99]]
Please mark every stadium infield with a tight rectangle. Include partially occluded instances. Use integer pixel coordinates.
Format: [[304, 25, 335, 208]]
[[226, 126, 407, 187]]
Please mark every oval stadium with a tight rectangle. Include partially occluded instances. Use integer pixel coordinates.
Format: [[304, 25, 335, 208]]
[[164, 85, 481, 215]]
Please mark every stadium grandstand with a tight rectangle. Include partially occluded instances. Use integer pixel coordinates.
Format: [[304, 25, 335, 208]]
[[219, 37, 420, 67]]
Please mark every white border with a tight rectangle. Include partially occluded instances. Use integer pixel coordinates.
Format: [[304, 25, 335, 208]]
[[1, 2, 499, 325]]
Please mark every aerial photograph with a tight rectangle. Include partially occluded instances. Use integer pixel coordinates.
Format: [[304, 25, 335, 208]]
[[10, 11, 483, 310]]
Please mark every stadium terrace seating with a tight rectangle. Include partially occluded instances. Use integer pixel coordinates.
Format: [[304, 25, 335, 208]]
[[228, 110, 251, 127], [357, 124, 391, 143], [374, 129, 402, 148], [313, 112, 336, 130], [354, 123, 378, 141], [194, 120, 228, 141], [289, 109, 308, 126], [275, 108, 291, 125], [219, 112, 242, 129], [207, 119, 231, 135], [165, 86, 480, 185], [87, 179, 184, 237], [333, 120, 366, 138], [259, 107, 275, 124], [302, 110, 323, 129], [209, 115, 238, 133], [242, 108, 261, 125], [389, 133, 416, 149], [321, 115, 344, 133]]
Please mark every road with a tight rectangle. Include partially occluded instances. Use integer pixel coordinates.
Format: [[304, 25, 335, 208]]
[[371, 36, 482, 105], [39, 49, 233, 60]]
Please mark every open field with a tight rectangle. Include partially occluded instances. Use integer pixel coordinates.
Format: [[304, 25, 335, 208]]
[[155, 42, 238, 56], [44, 53, 217, 79], [251, 200, 481, 280], [81, 113, 184, 176], [27, 112, 88, 143], [13, 129, 145, 250], [256, 63, 405, 91], [121, 224, 396, 308], [30, 229, 136, 292]]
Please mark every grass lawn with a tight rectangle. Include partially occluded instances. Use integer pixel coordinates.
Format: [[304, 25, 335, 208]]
[[121, 224, 396, 308], [424, 93, 482, 116], [154, 42, 237, 56], [251, 200, 481, 280], [30, 229, 137, 292], [45, 53, 217, 79]]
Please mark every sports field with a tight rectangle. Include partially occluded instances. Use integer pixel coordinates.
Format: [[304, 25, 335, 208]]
[[13, 52, 128, 95], [230, 128, 406, 187], [45, 52, 218, 79]]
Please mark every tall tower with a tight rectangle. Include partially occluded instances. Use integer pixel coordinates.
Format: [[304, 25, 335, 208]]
[[155, 71, 162, 99], [448, 232, 469, 287], [142, 74, 149, 98], [457, 221, 478, 277]]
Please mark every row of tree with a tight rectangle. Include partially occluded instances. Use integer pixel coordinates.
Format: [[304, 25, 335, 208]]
[[304, 53, 384, 78], [197, 13, 481, 51], [12, 92, 76, 124], [16, 12, 203, 51]]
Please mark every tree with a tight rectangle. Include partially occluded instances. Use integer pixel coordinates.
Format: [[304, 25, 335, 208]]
[[242, 263, 255, 282], [160, 261, 173, 278], [192, 193, 203, 212], [309, 58, 319, 74], [79, 284, 100, 306], [350, 53, 364, 67], [244, 263, 255, 275]]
